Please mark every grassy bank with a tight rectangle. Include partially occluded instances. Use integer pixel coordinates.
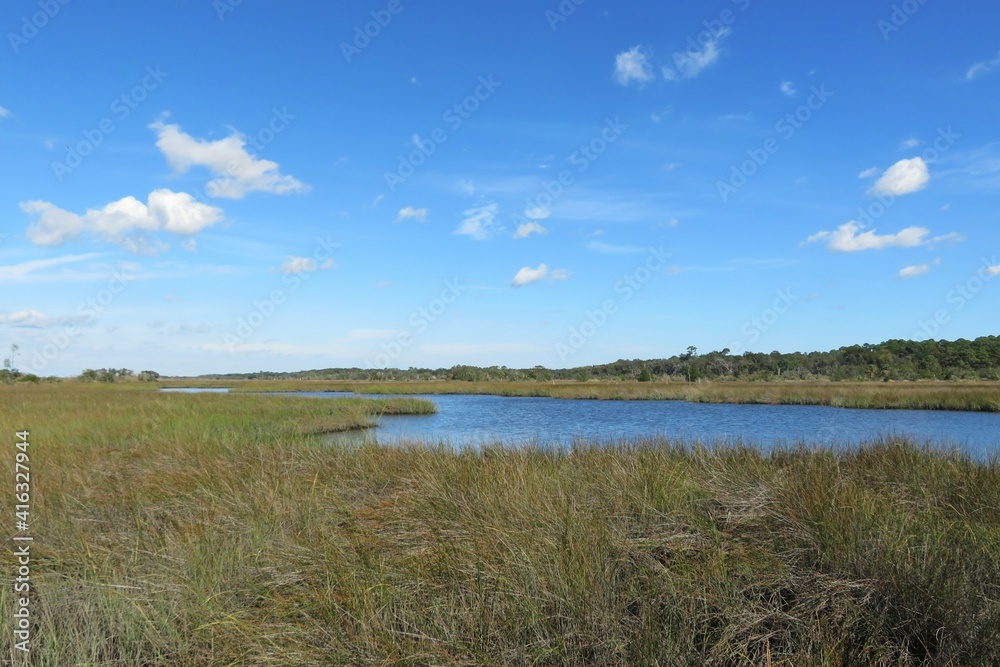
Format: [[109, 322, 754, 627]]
[[157, 378, 1000, 413], [2, 385, 999, 665]]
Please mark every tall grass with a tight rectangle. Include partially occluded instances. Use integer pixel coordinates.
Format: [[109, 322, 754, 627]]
[[196, 378, 1000, 413], [1, 384, 998, 665]]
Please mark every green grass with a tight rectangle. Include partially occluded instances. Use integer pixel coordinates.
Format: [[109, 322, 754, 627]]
[[1, 384, 999, 665], [157, 378, 1000, 413]]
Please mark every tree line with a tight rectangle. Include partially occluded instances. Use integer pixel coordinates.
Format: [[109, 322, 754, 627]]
[[196, 336, 1000, 383]]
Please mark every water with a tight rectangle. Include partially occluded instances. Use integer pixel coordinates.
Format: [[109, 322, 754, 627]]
[[159, 388, 999, 457], [298, 392, 1000, 458], [161, 387, 231, 394]]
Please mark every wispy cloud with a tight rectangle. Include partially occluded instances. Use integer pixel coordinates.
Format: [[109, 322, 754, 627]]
[[454, 203, 502, 240], [280, 256, 335, 274], [779, 81, 796, 97], [858, 166, 879, 178], [966, 51, 1000, 81], [663, 28, 730, 80], [0, 253, 104, 283], [898, 259, 940, 279], [614, 46, 654, 86], [587, 240, 644, 254], [0, 309, 90, 328], [396, 206, 428, 222]]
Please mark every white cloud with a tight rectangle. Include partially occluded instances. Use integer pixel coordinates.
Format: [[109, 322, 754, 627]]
[[985, 265, 1000, 276], [0, 106, 10, 119], [614, 46, 654, 86], [0, 309, 89, 328], [663, 28, 730, 80], [898, 259, 940, 279], [550, 268, 570, 281], [21, 190, 223, 252], [454, 203, 501, 240], [281, 256, 336, 274], [870, 157, 930, 196], [966, 51, 1000, 81], [514, 222, 547, 239], [396, 206, 428, 222], [779, 81, 796, 97], [858, 166, 879, 178], [900, 137, 919, 149], [0, 252, 101, 282], [525, 206, 551, 220], [149, 119, 306, 199], [511, 264, 549, 287], [804, 221, 934, 252]]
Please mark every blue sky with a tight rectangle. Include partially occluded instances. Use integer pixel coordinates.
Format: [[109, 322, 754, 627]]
[[2, 0, 999, 376]]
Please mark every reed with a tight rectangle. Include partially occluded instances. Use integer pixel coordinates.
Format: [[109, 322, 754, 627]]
[[163, 378, 1000, 413], [1, 384, 998, 665]]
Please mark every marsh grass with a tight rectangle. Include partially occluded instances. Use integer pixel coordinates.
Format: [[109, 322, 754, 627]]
[[1, 384, 998, 665], [166, 379, 1000, 413]]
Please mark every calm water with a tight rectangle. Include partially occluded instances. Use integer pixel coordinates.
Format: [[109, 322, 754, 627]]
[[297, 392, 1000, 458], [160, 388, 999, 457]]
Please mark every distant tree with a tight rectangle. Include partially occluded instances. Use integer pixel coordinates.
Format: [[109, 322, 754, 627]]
[[637, 367, 652, 382], [137, 370, 160, 382]]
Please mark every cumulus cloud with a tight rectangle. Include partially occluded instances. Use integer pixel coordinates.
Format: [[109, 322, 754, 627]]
[[511, 264, 549, 287], [985, 265, 1000, 276], [966, 51, 1000, 81], [804, 221, 935, 252], [898, 259, 940, 279], [150, 119, 306, 199], [454, 203, 501, 240], [663, 28, 730, 80], [280, 256, 336, 274], [511, 264, 568, 287], [779, 81, 796, 97], [514, 222, 547, 239], [870, 157, 930, 196], [614, 46, 654, 86], [21, 190, 223, 253], [396, 206, 428, 222]]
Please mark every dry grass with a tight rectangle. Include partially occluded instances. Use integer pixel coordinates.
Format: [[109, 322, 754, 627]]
[[1, 384, 998, 665]]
